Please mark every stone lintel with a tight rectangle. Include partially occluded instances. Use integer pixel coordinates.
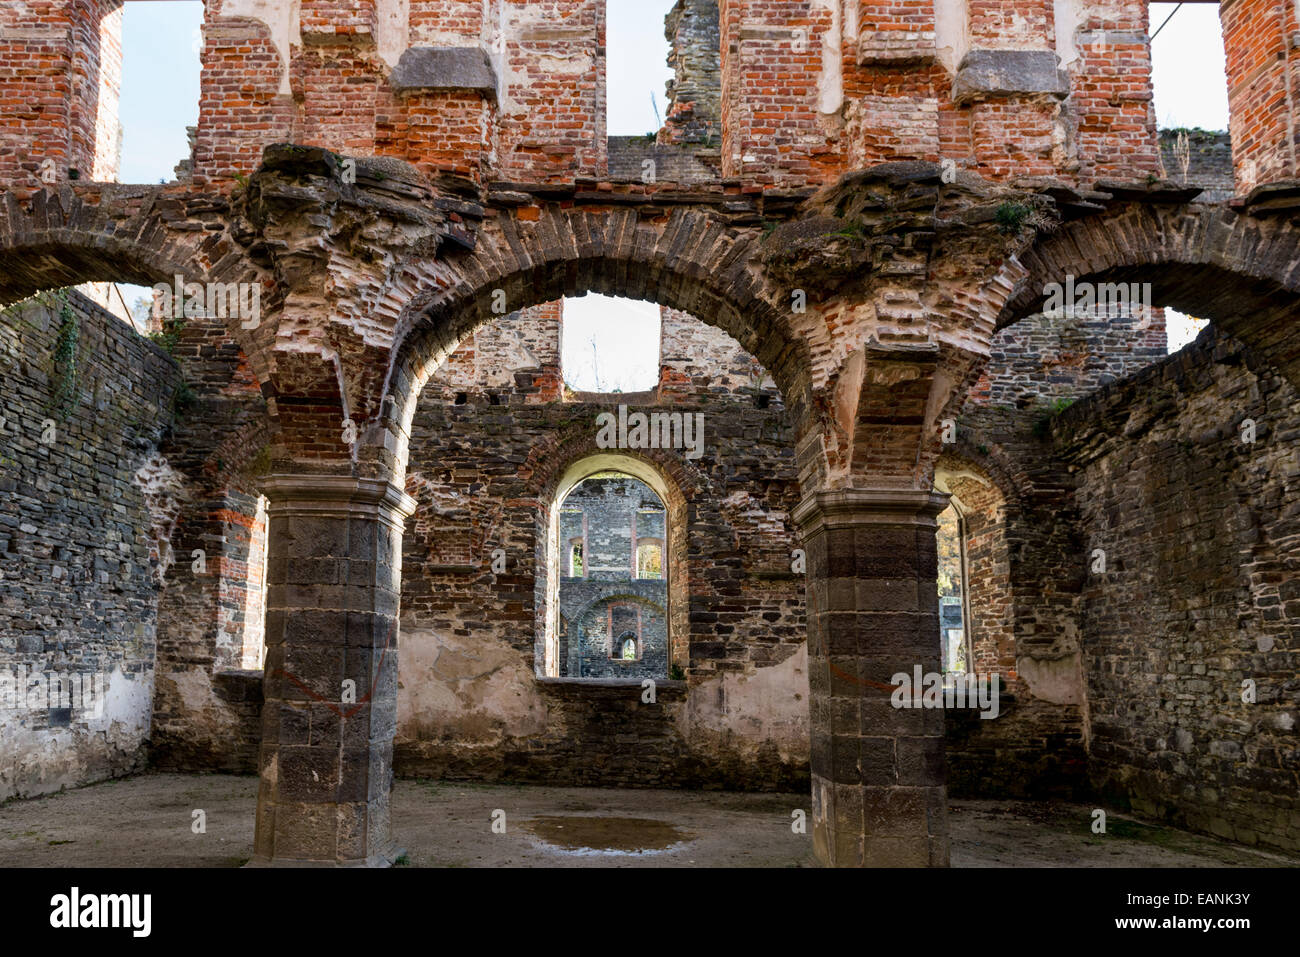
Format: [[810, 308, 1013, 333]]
[[390, 47, 498, 100], [952, 50, 1069, 105]]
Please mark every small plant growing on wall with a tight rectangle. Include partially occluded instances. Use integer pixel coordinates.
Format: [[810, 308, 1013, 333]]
[[994, 202, 1033, 234], [26, 287, 82, 421]]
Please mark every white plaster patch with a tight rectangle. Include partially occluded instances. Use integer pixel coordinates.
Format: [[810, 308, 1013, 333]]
[[221, 0, 302, 96], [813, 0, 843, 115], [678, 645, 809, 762], [1017, 652, 1085, 705], [133, 452, 188, 583], [935, 0, 971, 75], [376, 0, 410, 69], [0, 664, 151, 801], [1054, 0, 1086, 73], [397, 625, 547, 742]]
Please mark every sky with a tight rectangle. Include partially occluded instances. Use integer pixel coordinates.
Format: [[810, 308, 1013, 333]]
[[113, 1, 1224, 369]]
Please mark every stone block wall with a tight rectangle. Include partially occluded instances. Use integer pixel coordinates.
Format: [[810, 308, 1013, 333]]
[[663, 0, 722, 148], [1056, 326, 1300, 852], [0, 290, 181, 800], [969, 307, 1168, 408], [1159, 129, 1234, 202]]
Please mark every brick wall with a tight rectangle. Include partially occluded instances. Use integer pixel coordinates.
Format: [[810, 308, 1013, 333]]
[[496, 0, 605, 181], [2, 1, 1288, 195], [1221, 0, 1298, 190]]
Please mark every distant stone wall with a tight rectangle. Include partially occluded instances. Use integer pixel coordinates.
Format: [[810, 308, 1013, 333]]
[[0, 291, 181, 799], [1057, 327, 1300, 853], [557, 476, 668, 679], [607, 136, 719, 184], [1159, 129, 1234, 203], [970, 307, 1168, 408]]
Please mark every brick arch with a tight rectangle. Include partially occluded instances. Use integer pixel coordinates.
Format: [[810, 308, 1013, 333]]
[[0, 187, 272, 385], [524, 428, 705, 512], [996, 202, 1300, 387], [380, 205, 819, 477], [937, 442, 1025, 512]]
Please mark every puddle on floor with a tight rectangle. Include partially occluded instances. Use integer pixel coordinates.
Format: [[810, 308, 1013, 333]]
[[523, 815, 694, 856]]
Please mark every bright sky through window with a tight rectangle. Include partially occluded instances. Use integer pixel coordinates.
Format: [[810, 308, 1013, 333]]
[[606, 1, 677, 135], [562, 294, 661, 393], [119, 2, 203, 185]]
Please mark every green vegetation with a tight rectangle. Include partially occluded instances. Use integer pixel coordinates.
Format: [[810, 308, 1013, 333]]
[[171, 379, 198, 417], [994, 201, 1033, 234], [1, 287, 80, 421], [148, 318, 185, 355], [45, 289, 80, 420], [1031, 397, 1075, 439]]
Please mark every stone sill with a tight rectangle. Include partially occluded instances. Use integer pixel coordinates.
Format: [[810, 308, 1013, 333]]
[[537, 676, 687, 696]]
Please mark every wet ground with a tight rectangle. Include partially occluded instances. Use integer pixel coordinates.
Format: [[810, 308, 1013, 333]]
[[0, 772, 1295, 868]]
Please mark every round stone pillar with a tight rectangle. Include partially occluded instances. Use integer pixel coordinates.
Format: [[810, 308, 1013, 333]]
[[250, 474, 415, 867], [792, 488, 951, 868]]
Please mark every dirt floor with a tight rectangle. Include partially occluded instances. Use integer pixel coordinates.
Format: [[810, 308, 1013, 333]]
[[0, 772, 1296, 868]]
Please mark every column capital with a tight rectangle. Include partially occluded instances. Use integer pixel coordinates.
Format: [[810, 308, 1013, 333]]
[[792, 487, 950, 532], [261, 473, 417, 524]]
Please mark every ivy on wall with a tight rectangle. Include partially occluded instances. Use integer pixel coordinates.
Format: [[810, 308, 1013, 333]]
[[0, 287, 80, 420]]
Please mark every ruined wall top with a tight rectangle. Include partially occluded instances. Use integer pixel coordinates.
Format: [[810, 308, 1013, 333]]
[[10, 0, 1283, 197], [661, 0, 721, 148]]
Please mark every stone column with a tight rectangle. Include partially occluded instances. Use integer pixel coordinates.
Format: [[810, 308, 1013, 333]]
[[251, 475, 415, 867], [792, 488, 951, 867]]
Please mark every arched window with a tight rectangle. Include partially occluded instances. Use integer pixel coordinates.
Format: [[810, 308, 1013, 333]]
[[935, 501, 968, 675], [546, 462, 672, 679]]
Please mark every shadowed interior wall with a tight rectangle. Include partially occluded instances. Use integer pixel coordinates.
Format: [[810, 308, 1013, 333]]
[[1058, 327, 1300, 853]]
